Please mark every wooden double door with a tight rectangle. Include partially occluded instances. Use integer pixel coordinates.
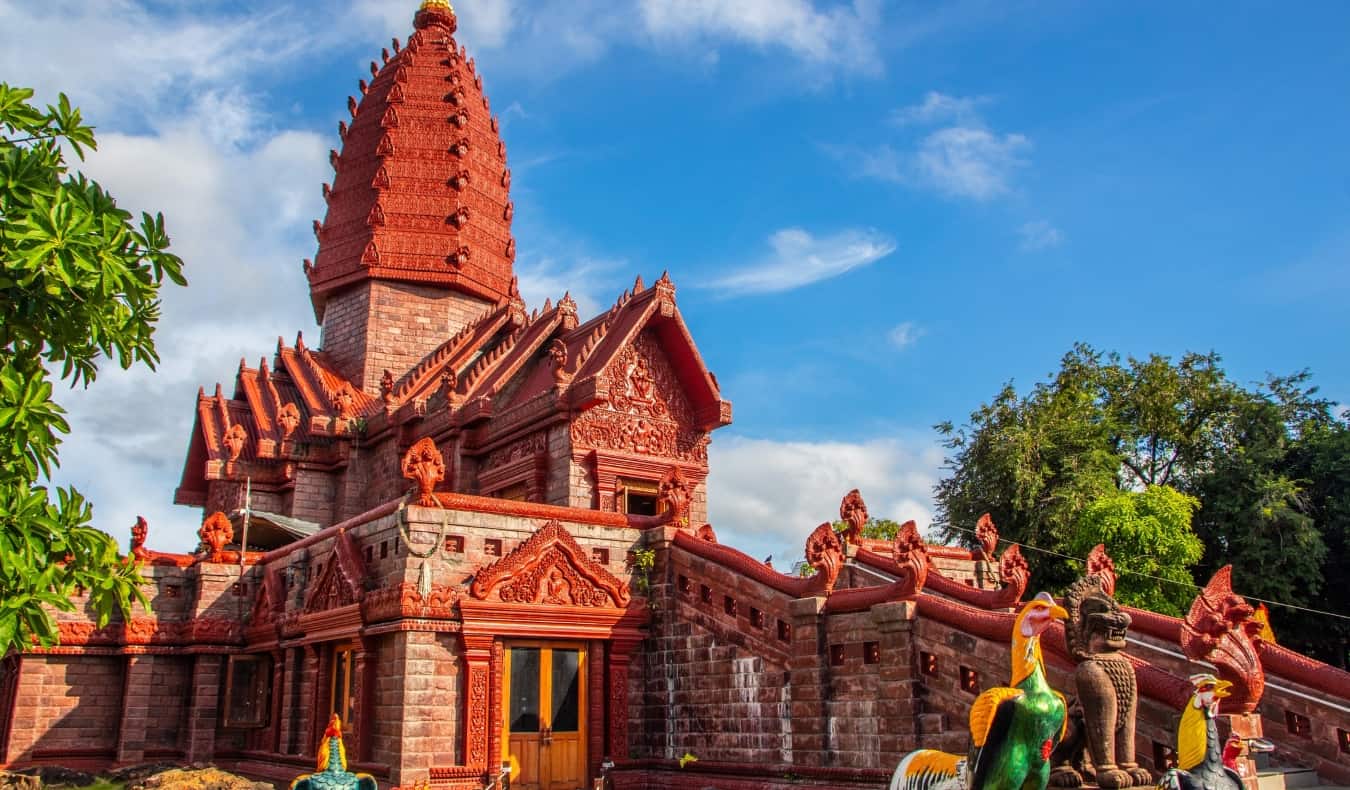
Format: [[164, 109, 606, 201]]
[[503, 643, 587, 790]]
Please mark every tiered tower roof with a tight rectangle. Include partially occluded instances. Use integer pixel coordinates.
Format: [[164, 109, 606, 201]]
[[305, 0, 515, 320]]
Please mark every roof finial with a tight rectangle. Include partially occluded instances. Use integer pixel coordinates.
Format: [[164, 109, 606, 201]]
[[414, 0, 457, 32]]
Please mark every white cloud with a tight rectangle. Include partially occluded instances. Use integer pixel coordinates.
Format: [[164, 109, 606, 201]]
[[916, 126, 1029, 200], [707, 434, 943, 567], [638, 0, 882, 74], [829, 92, 1031, 201], [890, 91, 985, 127], [704, 227, 896, 295], [1018, 220, 1065, 251], [888, 321, 925, 349]]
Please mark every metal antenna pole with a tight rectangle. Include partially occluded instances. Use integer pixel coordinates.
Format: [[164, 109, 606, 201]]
[[239, 477, 252, 573]]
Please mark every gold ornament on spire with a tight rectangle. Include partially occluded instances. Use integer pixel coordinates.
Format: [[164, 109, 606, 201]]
[[421, 0, 453, 10]]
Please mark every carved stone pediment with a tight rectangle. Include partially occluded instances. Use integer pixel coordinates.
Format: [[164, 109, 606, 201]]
[[303, 529, 367, 614], [248, 566, 285, 628], [470, 520, 631, 607]]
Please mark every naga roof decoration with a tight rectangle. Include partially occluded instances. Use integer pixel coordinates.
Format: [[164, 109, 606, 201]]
[[1180, 565, 1265, 713], [306, 0, 515, 318]]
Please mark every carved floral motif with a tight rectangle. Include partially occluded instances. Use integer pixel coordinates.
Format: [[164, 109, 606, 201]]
[[469, 520, 631, 607], [1180, 565, 1264, 712], [363, 582, 462, 622], [401, 437, 446, 506], [839, 489, 868, 546], [198, 511, 233, 562], [482, 433, 546, 470]]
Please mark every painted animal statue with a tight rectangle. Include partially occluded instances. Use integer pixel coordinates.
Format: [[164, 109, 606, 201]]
[[1049, 573, 1152, 787], [890, 593, 1069, 790], [1155, 674, 1240, 790], [291, 714, 377, 790]]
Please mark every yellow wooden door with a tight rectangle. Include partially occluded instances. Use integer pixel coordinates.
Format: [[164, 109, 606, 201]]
[[503, 645, 586, 790]]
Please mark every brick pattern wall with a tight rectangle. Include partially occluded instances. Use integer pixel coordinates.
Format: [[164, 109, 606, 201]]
[[6, 657, 125, 763], [320, 281, 492, 395]]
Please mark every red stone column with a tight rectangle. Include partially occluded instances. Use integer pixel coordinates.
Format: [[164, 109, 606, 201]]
[[279, 647, 303, 755], [268, 649, 285, 754], [788, 596, 829, 768], [299, 645, 322, 758], [186, 654, 223, 763], [871, 600, 919, 761], [116, 655, 153, 765], [355, 637, 377, 763], [462, 634, 494, 772], [606, 637, 641, 762]]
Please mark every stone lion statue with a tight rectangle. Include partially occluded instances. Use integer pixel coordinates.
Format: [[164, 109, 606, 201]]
[[1049, 574, 1152, 788]]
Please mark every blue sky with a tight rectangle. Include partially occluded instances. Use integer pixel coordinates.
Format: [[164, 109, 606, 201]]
[[4, 0, 1348, 564]]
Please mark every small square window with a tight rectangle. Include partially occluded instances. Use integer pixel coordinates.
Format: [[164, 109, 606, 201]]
[[484, 538, 502, 557], [380, 541, 388, 559], [959, 666, 979, 694], [591, 547, 610, 565], [830, 644, 846, 666], [445, 535, 464, 553], [863, 642, 880, 664], [1339, 728, 1350, 754], [164, 584, 181, 599], [777, 620, 791, 642], [723, 595, 738, 616], [1286, 710, 1311, 737], [365, 546, 374, 564], [678, 575, 692, 596], [231, 582, 246, 597], [749, 607, 765, 628], [920, 651, 938, 677], [700, 584, 712, 604]]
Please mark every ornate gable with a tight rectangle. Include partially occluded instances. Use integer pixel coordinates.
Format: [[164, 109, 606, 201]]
[[249, 566, 285, 627], [570, 329, 709, 463], [470, 520, 631, 607], [304, 529, 368, 613]]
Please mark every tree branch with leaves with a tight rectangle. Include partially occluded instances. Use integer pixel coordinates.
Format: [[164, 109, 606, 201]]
[[0, 83, 186, 654]]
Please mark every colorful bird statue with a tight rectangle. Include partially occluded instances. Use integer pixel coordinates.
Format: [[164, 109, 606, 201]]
[[291, 714, 378, 790], [890, 593, 1069, 790], [1156, 674, 1240, 790]]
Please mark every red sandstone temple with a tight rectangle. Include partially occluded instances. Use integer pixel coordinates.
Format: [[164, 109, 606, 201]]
[[3, 3, 1350, 789]]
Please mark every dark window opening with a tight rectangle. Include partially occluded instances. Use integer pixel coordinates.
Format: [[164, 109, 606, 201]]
[[959, 666, 979, 694], [864, 642, 880, 664], [224, 654, 272, 728], [830, 644, 846, 666]]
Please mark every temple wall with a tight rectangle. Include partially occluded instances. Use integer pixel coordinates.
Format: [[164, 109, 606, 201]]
[[5, 656, 125, 766], [320, 281, 492, 395]]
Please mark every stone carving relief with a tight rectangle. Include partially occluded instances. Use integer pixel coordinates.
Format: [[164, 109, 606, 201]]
[[892, 519, 929, 592], [570, 330, 709, 463], [839, 488, 868, 546], [277, 402, 301, 438], [483, 433, 546, 470], [470, 519, 631, 607], [222, 423, 247, 462], [1180, 565, 1264, 712], [402, 436, 446, 506], [657, 467, 692, 526], [198, 511, 233, 562], [130, 516, 151, 562], [804, 521, 844, 595]]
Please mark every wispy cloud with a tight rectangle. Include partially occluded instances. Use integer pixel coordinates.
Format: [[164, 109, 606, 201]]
[[827, 91, 1031, 201], [707, 434, 944, 565], [704, 227, 896, 296], [888, 321, 926, 349], [890, 90, 986, 127], [1018, 220, 1065, 251]]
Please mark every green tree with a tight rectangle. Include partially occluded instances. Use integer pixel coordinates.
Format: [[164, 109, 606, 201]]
[[1286, 417, 1350, 666], [831, 517, 907, 541], [1067, 485, 1203, 615], [0, 83, 186, 654]]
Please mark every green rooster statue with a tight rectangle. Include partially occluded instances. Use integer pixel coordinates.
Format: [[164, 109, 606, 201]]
[[291, 714, 378, 790], [890, 593, 1069, 790]]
